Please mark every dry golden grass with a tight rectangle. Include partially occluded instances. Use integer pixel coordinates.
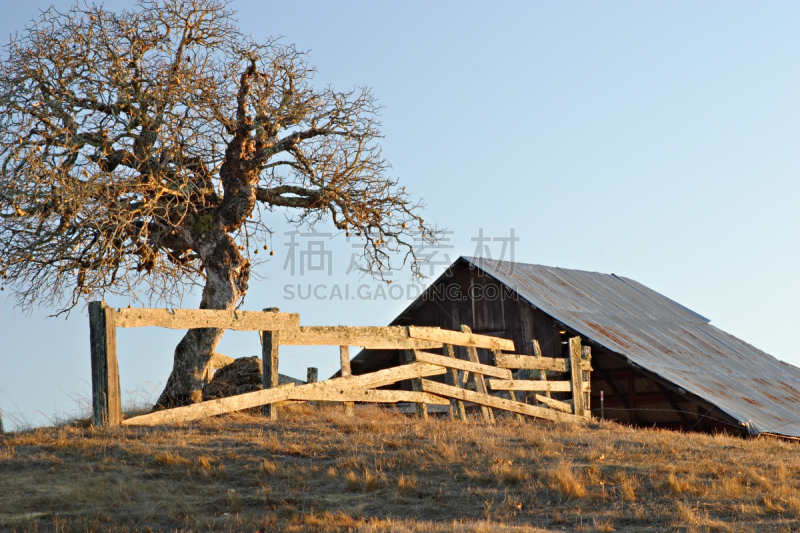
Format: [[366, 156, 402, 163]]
[[1, 404, 800, 532], [550, 460, 587, 500], [154, 450, 191, 467], [397, 473, 418, 494]]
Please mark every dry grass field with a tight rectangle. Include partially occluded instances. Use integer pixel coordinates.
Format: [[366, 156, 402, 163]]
[[1, 404, 799, 532]]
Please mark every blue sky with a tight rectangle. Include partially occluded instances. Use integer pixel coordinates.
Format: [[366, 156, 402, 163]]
[[1, 1, 798, 430]]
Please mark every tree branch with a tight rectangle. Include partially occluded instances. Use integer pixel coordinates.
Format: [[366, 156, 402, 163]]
[[255, 185, 321, 208]]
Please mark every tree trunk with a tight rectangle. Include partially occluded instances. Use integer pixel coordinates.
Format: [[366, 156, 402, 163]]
[[154, 233, 249, 409]]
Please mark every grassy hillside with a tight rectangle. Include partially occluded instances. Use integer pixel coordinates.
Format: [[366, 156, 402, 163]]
[[1, 405, 799, 532]]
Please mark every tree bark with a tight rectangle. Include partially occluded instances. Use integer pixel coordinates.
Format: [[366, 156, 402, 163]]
[[154, 233, 249, 408]]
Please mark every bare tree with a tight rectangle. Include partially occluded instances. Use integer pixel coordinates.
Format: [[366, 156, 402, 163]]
[[0, 0, 438, 407]]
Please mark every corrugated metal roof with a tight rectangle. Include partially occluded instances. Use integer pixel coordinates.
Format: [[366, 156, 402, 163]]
[[463, 256, 800, 438]]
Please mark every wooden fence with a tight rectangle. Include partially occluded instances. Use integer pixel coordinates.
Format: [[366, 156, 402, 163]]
[[88, 302, 592, 427]]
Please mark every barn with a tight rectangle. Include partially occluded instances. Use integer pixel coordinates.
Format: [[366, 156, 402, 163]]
[[351, 256, 800, 438]]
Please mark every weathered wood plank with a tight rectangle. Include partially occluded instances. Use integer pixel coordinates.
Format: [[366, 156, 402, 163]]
[[405, 350, 428, 419], [443, 344, 466, 421], [569, 337, 585, 417], [262, 328, 279, 419], [534, 394, 573, 414], [495, 353, 567, 371], [487, 379, 592, 392], [532, 339, 544, 359], [289, 388, 449, 405], [581, 345, 592, 415], [102, 304, 122, 427], [340, 346, 355, 417], [307, 362, 447, 392], [413, 351, 513, 380], [115, 308, 300, 331], [462, 325, 493, 423], [280, 326, 441, 349], [495, 353, 591, 371], [123, 384, 297, 426], [408, 326, 515, 351], [421, 380, 584, 424], [123, 363, 446, 426], [89, 302, 122, 427]]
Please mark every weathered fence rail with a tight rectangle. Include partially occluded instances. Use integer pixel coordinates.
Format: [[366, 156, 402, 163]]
[[88, 301, 592, 428], [114, 307, 300, 331], [122, 362, 449, 426]]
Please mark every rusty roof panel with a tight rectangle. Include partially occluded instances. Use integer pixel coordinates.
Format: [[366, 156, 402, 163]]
[[614, 275, 710, 324], [465, 256, 800, 438]]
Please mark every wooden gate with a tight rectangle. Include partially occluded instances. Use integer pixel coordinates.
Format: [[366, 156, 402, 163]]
[[87, 302, 592, 427]]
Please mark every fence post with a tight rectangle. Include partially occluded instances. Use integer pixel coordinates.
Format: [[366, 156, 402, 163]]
[[404, 350, 428, 419], [581, 345, 592, 418], [261, 307, 280, 420], [569, 337, 585, 418], [532, 339, 550, 404], [461, 325, 494, 423], [89, 301, 121, 427], [306, 367, 318, 408], [340, 345, 355, 417], [600, 390, 604, 420], [492, 349, 524, 422], [443, 343, 466, 421]]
